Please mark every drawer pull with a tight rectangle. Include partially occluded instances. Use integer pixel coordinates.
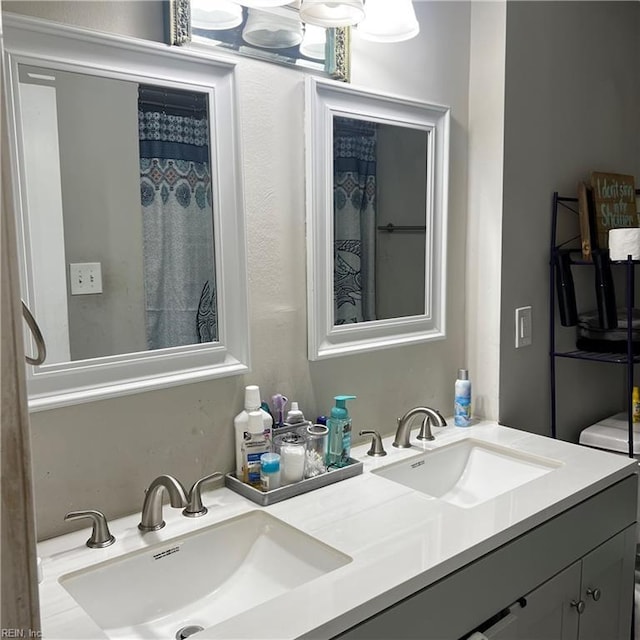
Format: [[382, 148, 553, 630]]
[[570, 599, 585, 614], [586, 587, 601, 601]]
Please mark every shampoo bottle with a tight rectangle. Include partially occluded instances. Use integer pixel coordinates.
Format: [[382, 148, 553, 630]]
[[454, 369, 472, 427], [241, 410, 271, 488], [234, 385, 273, 478], [327, 395, 356, 467], [633, 387, 640, 424]]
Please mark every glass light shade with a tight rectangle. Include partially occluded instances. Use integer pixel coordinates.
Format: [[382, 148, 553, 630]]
[[299, 0, 365, 28], [191, 0, 243, 30], [242, 8, 303, 48], [299, 24, 327, 60], [235, 0, 292, 6], [356, 0, 419, 42]]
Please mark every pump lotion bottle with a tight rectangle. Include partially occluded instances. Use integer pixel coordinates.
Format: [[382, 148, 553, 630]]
[[327, 395, 356, 468], [454, 369, 472, 427]]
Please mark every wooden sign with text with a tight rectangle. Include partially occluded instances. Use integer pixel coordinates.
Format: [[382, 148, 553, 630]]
[[590, 172, 638, 250]]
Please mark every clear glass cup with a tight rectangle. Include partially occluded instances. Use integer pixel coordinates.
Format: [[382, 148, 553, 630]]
[[301, 424, 328, 478], [273, 432, 307, 485]]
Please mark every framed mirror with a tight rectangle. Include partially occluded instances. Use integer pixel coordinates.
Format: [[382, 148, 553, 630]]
[[305, 77, 450, 360], [3, 14, 250, 410], [167, 0, 350, 82]]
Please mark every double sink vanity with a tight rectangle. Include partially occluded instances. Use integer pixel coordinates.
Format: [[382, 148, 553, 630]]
[[38, 421, 637, 640], [4, 11, 637, 640]]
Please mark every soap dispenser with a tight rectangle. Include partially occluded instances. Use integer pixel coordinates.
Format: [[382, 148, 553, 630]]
[[327, 395, 356, 468]]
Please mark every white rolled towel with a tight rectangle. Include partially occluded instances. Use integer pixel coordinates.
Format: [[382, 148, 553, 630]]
[[609, 227, 640, 261]]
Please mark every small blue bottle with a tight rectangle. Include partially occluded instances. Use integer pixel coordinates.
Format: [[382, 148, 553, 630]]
[[454, 369, 471, 427]]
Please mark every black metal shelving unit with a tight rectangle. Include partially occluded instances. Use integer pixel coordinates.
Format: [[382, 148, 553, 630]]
[[550, 191, 639, 458]]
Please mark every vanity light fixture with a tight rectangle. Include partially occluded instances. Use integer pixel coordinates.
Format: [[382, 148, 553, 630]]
[[191, 0, 243, 30], [356, 0, 420, 42], [299, 0, 365, 28], [198, 0, 421, 44], [235, 0, 293, 6], [242, 7, 304, 48], [299, 23, 327, 60]]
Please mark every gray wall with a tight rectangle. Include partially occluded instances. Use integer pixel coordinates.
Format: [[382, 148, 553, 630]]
[[56, 70, 147, 360], [376, 124, 427, 320], [5, 1, 471, 540], [499, 2, 640, 438]]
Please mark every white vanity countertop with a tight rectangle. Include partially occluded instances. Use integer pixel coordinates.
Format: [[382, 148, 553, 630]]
[[37, 421, 638, 640]]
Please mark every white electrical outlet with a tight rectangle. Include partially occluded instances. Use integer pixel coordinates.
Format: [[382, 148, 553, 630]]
[[69, 262, 103, 295], [515, 306, 532, 348]]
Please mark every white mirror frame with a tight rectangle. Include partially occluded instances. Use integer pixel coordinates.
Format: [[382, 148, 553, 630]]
[[305, 77, 450, 360], [3, 15, 250, 410]]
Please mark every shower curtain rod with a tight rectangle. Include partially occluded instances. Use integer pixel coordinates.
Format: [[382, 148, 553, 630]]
[[138, 86, 207, 114], [377, 223, 426, 233]]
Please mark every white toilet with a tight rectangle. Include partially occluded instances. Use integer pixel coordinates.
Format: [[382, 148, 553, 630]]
[[579, 412, 640, 517], [579, 413, 640, 639]]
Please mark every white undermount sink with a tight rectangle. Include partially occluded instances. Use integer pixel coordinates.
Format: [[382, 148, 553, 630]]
[[59, 510, 351, 639], [373, 438, 562, 508]]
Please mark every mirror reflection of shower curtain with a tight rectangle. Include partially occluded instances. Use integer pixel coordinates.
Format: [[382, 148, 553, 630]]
[[333, 117, 377, 324], [138, 86, 217, 350]]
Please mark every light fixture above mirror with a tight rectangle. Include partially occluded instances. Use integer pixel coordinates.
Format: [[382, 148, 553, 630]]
[[248, 0, 421, 40], [241, 0, 294, 6], [168, 0, 351, 81], [356, 0, 420, 42], [299, 0, 365, 27], [170, 0, 419, 79]]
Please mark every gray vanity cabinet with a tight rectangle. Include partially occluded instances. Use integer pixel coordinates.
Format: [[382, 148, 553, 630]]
[[576, 526, 634, 640], [509, 562, 581, 640], [333, 475, 637, 640], [513, 526, 634, 640]]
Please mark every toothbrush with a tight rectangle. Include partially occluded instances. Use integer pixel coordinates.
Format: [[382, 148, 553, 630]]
[[271, 394, 288, 427]]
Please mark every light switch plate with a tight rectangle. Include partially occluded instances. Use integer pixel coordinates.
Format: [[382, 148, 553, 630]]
[[69, 262, 102, 295], [515, 306, 532, 348]]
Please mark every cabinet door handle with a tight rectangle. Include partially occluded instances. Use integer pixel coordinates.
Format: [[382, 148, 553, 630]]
[[586, 587, 601, 601], [570, 599, 585, 614]]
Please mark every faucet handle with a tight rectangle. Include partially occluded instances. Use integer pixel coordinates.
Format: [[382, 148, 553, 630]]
[[359, 430, 387, 457], [183, 472, 223, 517], [64, 509, 115, 549]]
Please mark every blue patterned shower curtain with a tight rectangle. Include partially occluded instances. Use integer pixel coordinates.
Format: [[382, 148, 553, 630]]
[[138, 86, 217, 350], [333, 117, 377, 324]]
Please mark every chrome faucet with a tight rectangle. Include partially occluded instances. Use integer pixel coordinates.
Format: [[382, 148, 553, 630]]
[[138, 475, 188, 532], [393, 407, 447, 448]]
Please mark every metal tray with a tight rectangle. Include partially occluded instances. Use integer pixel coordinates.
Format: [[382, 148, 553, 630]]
[[224, 458, 363, 506]]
